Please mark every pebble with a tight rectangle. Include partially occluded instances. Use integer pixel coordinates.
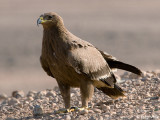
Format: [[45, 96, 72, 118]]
[[101, 104, 109, 111], [46, 91, 56, 97], [8, 98, 20, 105], [36, 91, 46, 98], [78, 109, 88, 115], [33, 105, 43, 116], [27, 91, 37, 97], [12, 90, 24, 98], [0, 93, 7, 100], [93, 108, 101, 113], [146, 72, 153, 78], [129, 73, 140, 79], [28, 96, 34, 101], [89, 116, 97, 120], [63, 115, 71, 120], [99, 116, 104, 120], [150, 97, 159, 100]]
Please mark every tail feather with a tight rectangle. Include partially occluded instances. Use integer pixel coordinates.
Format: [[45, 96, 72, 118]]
[[99, 50, 142, 75], [107, 60, 142, 76], [97, 84, 126, 99]]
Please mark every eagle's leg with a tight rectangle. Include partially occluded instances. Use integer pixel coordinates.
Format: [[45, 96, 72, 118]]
[[56, 80, 70, 113], [80, 80, 94, 109]]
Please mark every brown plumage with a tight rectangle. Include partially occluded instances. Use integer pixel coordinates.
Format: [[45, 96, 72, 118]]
[[37, 12, 142, 110]]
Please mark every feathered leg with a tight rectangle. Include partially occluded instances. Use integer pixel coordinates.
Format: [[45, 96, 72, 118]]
[[57, 80, 70, 109], [80, 80, 94, 108]]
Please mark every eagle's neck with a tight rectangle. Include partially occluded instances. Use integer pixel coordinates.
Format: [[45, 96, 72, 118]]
[[42, 24, 71, 58], [43, 24, 71, 43]]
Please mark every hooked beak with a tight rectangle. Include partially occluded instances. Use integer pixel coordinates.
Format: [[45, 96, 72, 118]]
[[37, 16, 44, 26]]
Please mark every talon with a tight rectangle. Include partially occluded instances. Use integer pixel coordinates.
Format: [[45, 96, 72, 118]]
[[69, 106, 79, 112], [55, 108, 68, 114], [55, 106, 90, 114], [77, 107, 89, 111]]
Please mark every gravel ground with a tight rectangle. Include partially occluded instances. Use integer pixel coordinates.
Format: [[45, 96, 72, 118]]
[[0, 71, 160, 120]]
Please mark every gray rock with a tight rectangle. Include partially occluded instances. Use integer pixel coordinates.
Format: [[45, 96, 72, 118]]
[[63, 115, 71, 120], [0, 93, 7, 100], [89, 116, 97, 120], [8, 98, 20, 105], [93, 108, 101, 113], [46, 91, 56, 97], [6, 118, 15, 120], [78, 109, 88, 115], [150, 97, 159, 100], [27, 91, 37, 97], [33, 105, 43, 116], [101, 104, 109, 111], [12, 90, 24, 98]]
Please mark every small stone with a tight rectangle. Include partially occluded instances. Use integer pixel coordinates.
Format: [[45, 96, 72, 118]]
[[146, 92, 151, 97], [17, 103, 23, 108], [129, 73, 139, 79], [24, 101, 30, 106], [141, 77, 147, 82], [157, 73, 160, 78], [130, 116, 137, 120], [12, 90, 24, 98], [0, 93, 7, 100], [37, 91, 47, 98], [6, 118, 15, 120], [28, 96, 34, 101], [150, 97, 159, 100], [111, 111, 117, 115], [146, 72, 153, 78], [33, 105, 43, 116], [27, 91, 37, 97], [71, 93, 74, 97], [93, 108, 101, 113], [46, 91, 56, 97], [99, 116, 104, 120], [121, 72, 129, 79], [8, 98, 20, 105], [101, 104, 109, 111], [63, 115, 71, 120], [88, 110, 94, 113], [89, 116, 96, 120], [78, 109, 88, 115]]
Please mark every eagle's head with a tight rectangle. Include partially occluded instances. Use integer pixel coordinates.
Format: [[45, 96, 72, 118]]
[[37, 12, 64, 28]]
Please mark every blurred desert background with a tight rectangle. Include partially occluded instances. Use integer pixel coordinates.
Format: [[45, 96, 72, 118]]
[[0, 0, 160, 95]]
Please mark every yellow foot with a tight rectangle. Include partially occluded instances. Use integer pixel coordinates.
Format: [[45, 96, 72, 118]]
[[55, 107, 90, 113], [55, 108, 69, 114], [76, 107, 89, 111]]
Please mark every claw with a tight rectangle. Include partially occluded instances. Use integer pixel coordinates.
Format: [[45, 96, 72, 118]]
[[55, 108, 68, 114], [69, 106, 79, 112], [77, 107, 89, 111], [55, 106, 90, 114]]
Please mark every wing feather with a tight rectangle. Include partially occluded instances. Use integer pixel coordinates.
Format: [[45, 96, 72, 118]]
[[67, 43, 116, 87]]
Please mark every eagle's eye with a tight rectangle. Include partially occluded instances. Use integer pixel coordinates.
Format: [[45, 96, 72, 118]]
[[48, 15, 53, 19]]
